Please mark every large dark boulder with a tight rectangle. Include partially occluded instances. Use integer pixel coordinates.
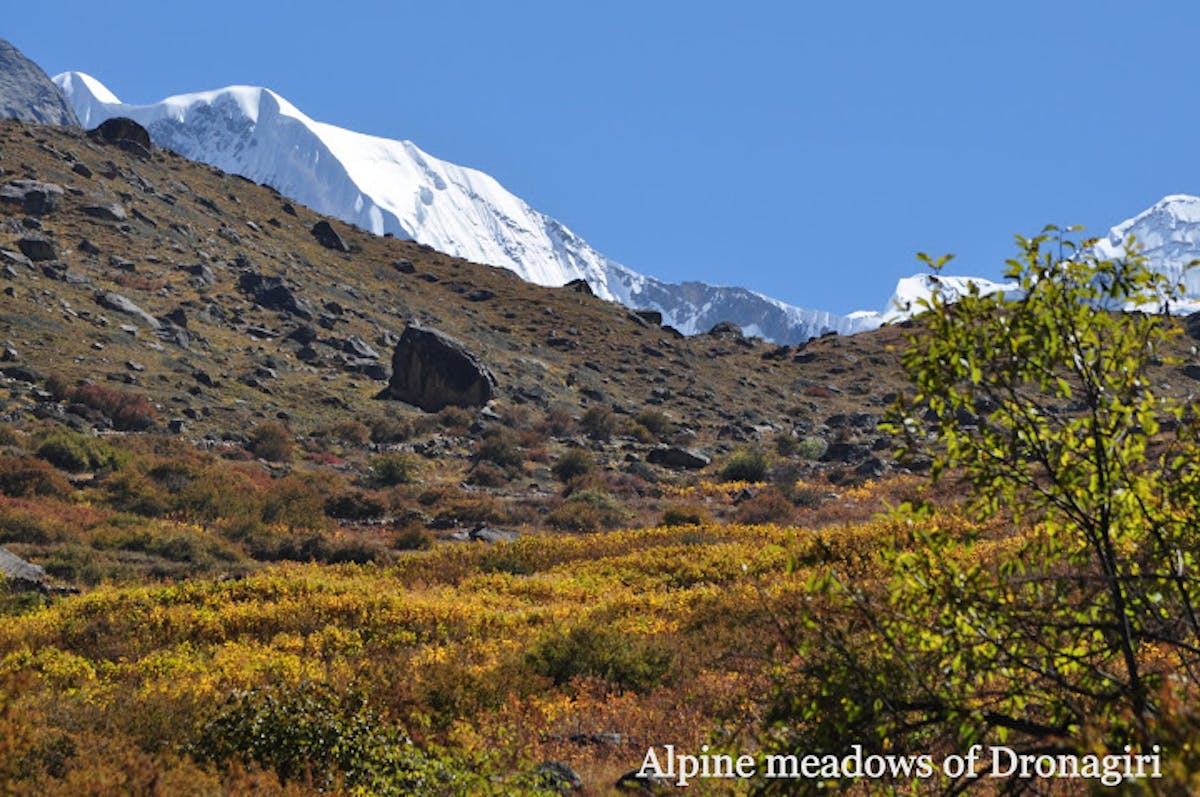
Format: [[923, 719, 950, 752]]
[[87, 117, 152, 158], [16, 235, 55, 262], [386, 325, 496, 412], [0, 39, 78, 126], [647, 446, 711, 469], [311, 220, 350, 252]]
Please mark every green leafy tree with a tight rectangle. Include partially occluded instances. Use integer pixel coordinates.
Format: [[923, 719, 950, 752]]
[[759, 228, 1200, 793]]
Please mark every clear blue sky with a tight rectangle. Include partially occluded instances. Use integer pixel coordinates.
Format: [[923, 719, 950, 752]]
[[8, 2, 1199, 314]]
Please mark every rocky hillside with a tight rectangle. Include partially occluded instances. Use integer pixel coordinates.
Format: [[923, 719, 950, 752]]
[[0, 118, 925, 474], [5, 116, 1200, 538]]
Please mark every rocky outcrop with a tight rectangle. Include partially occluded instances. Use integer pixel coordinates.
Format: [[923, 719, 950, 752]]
[[0, 39, 78, 126], [88, 117, 152, 157], [386, 325, 496, 412]]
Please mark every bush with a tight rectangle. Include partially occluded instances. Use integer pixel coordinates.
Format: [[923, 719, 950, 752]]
[[437, 406, 474, 433], [33, 428, 124, 473], [540, 406, 575, 437], [325, 489, 388, 520], [466, 462, 508, 487], [475, 429, 523, 469], [192, 682, 468, 793], [580, 406, 616, 441], [367, 416, 412, 444], [794, 436, 828, 460], [327, 420, 371, 446], [372, 453, 419, 486], [719, 449, 769, 482], [525, 624, 675, 693], [393, 526, 433, 551], [0, 455, 72, 498], [66, 383, 157, 431], [546, 489, 625, 532], [0, 425, 24, 448], [660, 505, 709, 527], [635, 409, 674, 439], [261, 475, 333, 531], [551, 448, 594, 483], [248, 423, 294, 462], [734, 487, 795, 524]]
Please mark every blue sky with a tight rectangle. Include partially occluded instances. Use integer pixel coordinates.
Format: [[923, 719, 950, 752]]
[[9, 2, 1200, 313]]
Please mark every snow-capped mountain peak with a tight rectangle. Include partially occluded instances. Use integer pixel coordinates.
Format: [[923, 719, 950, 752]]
[[1091, 193, 1200, 294], [53, 71, 873, 344]]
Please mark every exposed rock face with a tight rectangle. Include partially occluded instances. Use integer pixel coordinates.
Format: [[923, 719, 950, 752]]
[[88, 117, 152, 157], [0, 39, 78, 126], [387, 325, 496, 412]]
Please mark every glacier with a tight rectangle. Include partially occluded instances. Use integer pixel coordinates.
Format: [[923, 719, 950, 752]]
[[53, 71, 878, 344]]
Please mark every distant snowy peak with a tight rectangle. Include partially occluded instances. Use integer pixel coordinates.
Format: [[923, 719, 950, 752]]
[[875, 196, 1200, 324], [876, 273, 1017, 323], [1092, 194, 1200, 294], [52, 70, 865, 344]]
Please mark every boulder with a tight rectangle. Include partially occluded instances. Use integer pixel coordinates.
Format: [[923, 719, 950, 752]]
[[386, 324, 496, 412], [87, 117, 152, 157], [707, 320, 743, 338], [564, 278, 593, 295], [80, 202, 127, 222], [0, 546, 46, 590], [533, 761, 584, 793], [821, 442, 871, 463], [647, 446, 711, 470], [17, 235, 57, 262], [311, 220, 349, 251], [468, 525, 519, 544], [0, 179, 64, 215], [633, 309, 663, 326], [237, 272, 314, 319], [343, 335, 379, 359], [95, 291, 160, 329]]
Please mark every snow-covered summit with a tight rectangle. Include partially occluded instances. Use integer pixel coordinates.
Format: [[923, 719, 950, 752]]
[[53, 71, 871, 344], [1092, 194, 1200, 295]]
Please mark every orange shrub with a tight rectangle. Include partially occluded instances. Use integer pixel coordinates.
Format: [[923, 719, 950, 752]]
[[66, 383, 158, 431], [0, 455, 72, 498]]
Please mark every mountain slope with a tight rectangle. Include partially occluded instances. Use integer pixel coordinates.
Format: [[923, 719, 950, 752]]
[[0, 39, 78, 126], [53, 71, 873, 343]]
